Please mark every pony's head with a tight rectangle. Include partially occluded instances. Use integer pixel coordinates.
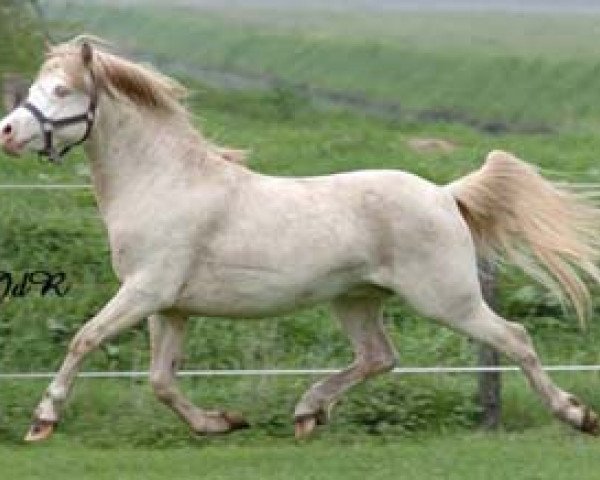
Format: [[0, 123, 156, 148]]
[[0, 37, 187, 162]]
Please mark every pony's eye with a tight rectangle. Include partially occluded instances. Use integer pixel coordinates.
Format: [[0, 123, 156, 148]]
[[53, 85, 71, 98]]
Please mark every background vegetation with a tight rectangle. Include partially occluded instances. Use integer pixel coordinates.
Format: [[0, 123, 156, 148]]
[[0, 1, 45, 83], [2, 3, 600, 471]]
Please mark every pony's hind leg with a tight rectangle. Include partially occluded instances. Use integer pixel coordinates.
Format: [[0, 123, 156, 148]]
[[378, 197, 599, 435], [294, 296, 396, 438], [444, 302, 599, 435], [148, 314, 249, 434]]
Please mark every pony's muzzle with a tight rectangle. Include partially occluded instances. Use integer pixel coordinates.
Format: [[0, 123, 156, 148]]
[[0, 108, 38, 156], [0, 118, 15, 151]]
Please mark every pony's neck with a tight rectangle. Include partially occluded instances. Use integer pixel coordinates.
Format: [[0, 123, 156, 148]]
[[84, 96, 231, 217]]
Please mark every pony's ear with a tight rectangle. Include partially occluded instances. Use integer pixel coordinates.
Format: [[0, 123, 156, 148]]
[[81, 42, 93, 68]]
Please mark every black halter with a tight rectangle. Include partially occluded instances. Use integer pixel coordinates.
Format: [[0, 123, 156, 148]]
[[22, 83, 98, 163]]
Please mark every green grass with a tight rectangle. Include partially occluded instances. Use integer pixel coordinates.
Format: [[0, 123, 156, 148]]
[[2, 428, 600, 480]]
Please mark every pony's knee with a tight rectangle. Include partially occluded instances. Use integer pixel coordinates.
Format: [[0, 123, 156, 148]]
[[68, 332, 101, 356]]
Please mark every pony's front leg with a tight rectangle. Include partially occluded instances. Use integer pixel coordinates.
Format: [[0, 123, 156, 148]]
[[25, 282, 161, 442]]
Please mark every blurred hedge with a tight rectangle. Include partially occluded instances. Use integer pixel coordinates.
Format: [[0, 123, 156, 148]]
[[0, 1, 44, 78]]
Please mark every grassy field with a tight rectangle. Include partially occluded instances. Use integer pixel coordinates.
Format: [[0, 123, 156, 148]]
[[4, 4, 600, 475], [2, 427, 600, 480], [3, 371, 600, 445]]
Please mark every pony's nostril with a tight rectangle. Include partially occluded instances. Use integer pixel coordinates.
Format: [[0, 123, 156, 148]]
[[2, 124, 12, 136]]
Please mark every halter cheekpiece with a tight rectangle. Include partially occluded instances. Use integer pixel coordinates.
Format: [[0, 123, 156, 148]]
[[22, 78, 98, 163]]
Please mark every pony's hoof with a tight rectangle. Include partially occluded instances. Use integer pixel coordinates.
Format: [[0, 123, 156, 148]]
[[581, 407, 600, 436], [24, 419, 56, 442], [314, 407, 329, 426], [221, 411, 250, 431], [294, 414, 317, 439]]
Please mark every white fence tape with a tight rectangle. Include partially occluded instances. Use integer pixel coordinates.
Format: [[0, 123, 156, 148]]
[[0, 184, 91, 189], [1, 365, 600, 380]]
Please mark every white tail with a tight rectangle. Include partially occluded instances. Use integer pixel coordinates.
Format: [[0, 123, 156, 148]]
[[448, 150, 600, 324]]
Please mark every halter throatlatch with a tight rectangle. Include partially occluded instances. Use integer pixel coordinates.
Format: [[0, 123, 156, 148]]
[[22, 78, 98, 163]]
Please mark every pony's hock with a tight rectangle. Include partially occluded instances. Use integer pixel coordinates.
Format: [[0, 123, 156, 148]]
[[2, 37, 600, 442]]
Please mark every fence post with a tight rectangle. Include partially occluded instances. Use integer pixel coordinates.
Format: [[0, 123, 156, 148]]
[[477, 258, 501, 429]]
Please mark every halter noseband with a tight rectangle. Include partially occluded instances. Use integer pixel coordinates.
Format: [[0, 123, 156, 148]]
[[22, 78, 98, 163]]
